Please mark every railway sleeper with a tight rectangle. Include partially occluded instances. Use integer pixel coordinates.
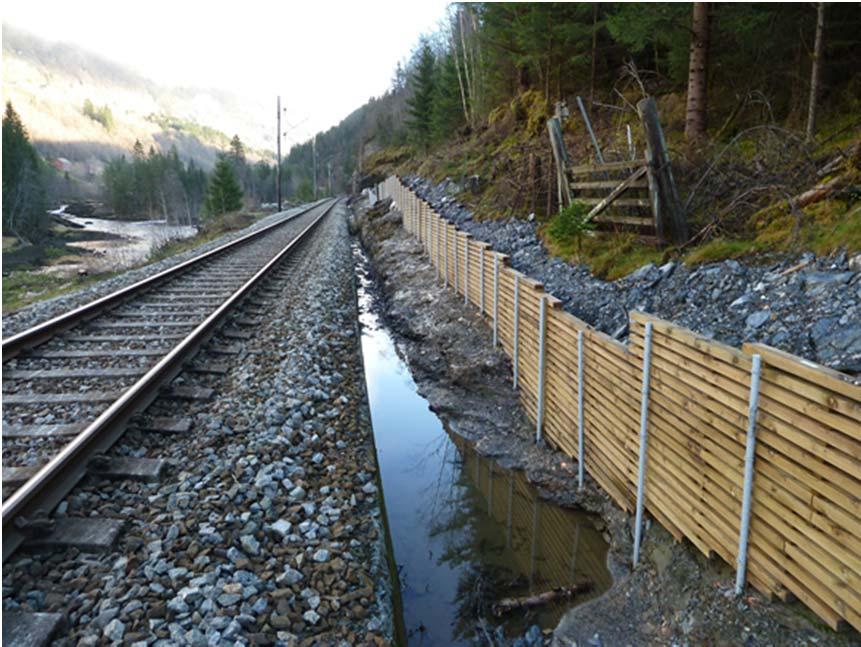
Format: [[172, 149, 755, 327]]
[[2, 610, 65, 647]]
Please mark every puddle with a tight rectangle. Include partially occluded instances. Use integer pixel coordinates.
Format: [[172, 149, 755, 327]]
[[354, 243, 611, 645], [43, 206, 197, 276]]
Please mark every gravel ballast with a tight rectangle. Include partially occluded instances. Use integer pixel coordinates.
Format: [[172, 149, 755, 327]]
[[402, 176, 861, 376], [2, 203, 395, 646]]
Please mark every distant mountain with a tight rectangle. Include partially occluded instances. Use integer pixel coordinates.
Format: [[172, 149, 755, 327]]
[[2, 25, 274, 181]]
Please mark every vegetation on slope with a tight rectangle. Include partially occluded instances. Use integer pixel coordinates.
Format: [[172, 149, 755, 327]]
[[293, 3, 861, 275]]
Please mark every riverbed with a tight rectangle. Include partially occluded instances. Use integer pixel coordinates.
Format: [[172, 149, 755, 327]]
[[42, 207, 196, 276]]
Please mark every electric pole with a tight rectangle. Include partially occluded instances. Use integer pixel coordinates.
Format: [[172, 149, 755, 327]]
[[327, 161, 332, 196], [276, 96, 282, 212], [312, 135, 317, 200]]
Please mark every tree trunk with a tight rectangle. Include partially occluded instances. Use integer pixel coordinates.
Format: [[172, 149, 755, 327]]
[[806, 3, 826, 142], [684, 3, 710, 143], [451, 31, 471, 126], [589, 3, 599, 105]]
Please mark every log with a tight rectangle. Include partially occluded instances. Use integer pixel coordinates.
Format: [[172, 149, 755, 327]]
[[491, 581, 593, 616]]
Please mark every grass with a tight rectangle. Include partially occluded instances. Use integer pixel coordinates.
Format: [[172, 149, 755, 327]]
[[2, 271, 119, 313]]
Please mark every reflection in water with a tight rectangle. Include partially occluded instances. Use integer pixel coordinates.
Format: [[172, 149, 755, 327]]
[[354, 243, 611, 645]]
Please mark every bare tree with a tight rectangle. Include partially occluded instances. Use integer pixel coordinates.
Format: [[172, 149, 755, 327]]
[[806, 2, 827, 142], [685, 3, 710, 143]]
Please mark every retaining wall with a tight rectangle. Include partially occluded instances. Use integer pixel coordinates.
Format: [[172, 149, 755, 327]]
[[379, 175, 861, 633]]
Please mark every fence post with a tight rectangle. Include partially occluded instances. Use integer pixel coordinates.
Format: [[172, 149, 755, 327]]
[[637, 97, 687, 245], [536, 295, 547, 444], [464, 238, 470, 305], [443, 221, 449, 287], [513, 275, 520, 390], [479, 248, 485, 315], [493, 256, 499, 347], [735, 354, 763, 595], [577, 329, 585, 490], [633, 321, 654, 566], [453, 230, 459, 295]]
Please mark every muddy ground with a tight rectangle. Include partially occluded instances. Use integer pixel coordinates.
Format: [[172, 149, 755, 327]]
[[351, 196, 860, 647]]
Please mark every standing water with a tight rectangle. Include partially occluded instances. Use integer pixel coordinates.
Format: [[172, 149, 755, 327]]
[[354, 244, 611, 645]]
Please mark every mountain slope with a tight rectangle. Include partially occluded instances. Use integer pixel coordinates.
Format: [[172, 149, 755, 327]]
[[2, 25, 273, 178]]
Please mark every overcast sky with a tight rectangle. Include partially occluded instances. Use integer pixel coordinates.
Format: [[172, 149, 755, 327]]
[[4, 0, 450, 145]]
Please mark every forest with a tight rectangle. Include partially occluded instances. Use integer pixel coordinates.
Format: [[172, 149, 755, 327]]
[[286, 2, 860, 267]]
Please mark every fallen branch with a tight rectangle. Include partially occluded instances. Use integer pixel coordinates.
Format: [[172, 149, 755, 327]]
[[492, 581, 593, 617]]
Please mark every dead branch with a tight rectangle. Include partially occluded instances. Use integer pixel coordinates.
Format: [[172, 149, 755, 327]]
[[491, 581, 593, 617]]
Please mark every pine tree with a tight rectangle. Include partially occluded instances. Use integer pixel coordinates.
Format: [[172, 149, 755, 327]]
[[204, 154, 243, 216], [406, 41, 437, 150], [2, 102, 46, 240], [431, 54, 465, 143]]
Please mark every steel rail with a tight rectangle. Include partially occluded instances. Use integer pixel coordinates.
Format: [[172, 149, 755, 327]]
[[2, 199, 330, 361], [2, 199, 338, 560]]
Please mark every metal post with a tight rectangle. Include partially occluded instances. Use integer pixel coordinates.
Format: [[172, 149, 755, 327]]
[[443, 222, 449, 287], [276, 96, 282, 212], [453, 230, 459, 295], [513, 275, 520, 390], [506, 477, 514, 548], [536, 295, 547, 444], [577, 329, 585, 490], [735, 354, 763, 596], [632, 321, 654, 566], [464, 238, 469, 305], [479, 250, 485, 314], [487, 463, 493, 515], [492, 256, 499, 346]]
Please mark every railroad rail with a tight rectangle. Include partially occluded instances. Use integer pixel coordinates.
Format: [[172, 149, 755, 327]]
[[1, 198, 337, 559]]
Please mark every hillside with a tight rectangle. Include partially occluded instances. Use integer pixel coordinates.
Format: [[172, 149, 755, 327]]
[[295, 4, 861, 273], [2, 25, 274, 186]]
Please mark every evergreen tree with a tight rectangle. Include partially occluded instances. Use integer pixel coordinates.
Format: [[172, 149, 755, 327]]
[[431, 53, 466, 142], [204, 154, 243, 216], [2, 102, 46, 240], [406, 41, 437, 150]]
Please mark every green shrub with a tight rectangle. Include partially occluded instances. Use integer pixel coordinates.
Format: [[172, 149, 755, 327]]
[[548, 201, 595, 251]]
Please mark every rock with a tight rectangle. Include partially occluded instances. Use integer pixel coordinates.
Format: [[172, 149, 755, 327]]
[[849, 254, 861, 273], [271, 519, 292, 538], [103, 618, 126, 642], [745, 311, 770, 329], [312, 549, 329, 563], [240, 534, 261, 556], [302, 609, 321, 625]]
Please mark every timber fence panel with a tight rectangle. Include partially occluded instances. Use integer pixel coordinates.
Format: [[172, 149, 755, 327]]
[[387, 176, 861, 632], [744, 343, 861, 631], [630, 313, 749, 564]]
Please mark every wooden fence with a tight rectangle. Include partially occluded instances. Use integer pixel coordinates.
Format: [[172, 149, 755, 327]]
[[378, 175, 861, 633]]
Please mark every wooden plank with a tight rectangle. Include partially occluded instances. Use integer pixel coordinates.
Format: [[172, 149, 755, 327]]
[[571, 179, 649, 190], [579, 197, 650, 208], [583, 166, 649, 221], [593, 215, 656, 227], [568, 159, 647, 174]]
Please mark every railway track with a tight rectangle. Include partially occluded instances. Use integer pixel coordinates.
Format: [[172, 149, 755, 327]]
[[1, 198, 337, 560]]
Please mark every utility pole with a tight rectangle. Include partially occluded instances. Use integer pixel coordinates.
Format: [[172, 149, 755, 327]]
[[312, 135, 317, 200], [276, 96, 282, 212], [327, 161, 332, 196]]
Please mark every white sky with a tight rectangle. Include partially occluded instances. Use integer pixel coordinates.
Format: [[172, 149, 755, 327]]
[[4, 0, 450, 146]]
